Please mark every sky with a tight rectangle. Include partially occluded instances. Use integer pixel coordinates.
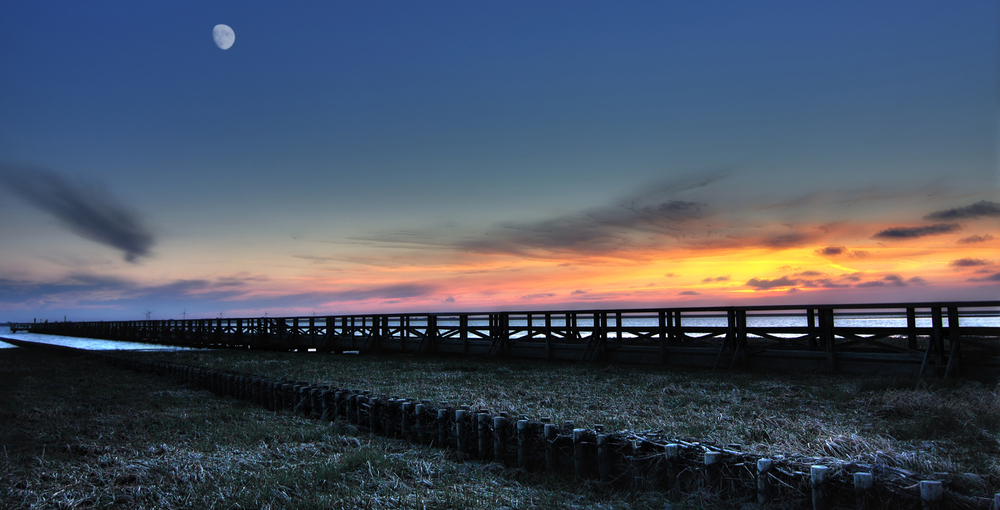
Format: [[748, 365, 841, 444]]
[[1, 1, 998, 322]]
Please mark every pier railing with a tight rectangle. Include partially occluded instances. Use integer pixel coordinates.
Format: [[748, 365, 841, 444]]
[[12, 301, 1000, 379]]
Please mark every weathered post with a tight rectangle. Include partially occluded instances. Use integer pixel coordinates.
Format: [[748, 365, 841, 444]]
[[811, 465, 830, 510], [517, 420, 530, 469], [705, 451, 722, 488], [664, 443, 679, 493], [757, 458, 773, 505], [320, 389, 332, 421], [334, 390, 347, 420], [630, 440, 646, 491], [596, 428, 611, 484], [573, 429, 593, 479], [493, 415, 507, 465], [455, 409, 471, 457], [414, 403, 426, 444], [544, 423, 558, 471], [478, 412, 491, 462], [401, 401, 413, 438], [920, 480, 943, 510], [346, 393, 357, 424], [854, 472, 873, 510], [437, 408, 449, 448]]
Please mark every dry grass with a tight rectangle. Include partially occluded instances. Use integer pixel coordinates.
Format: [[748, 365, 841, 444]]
[[137, 349, 1000, 486], [0, 347, 702, 509], [3, 346, 998, 508]]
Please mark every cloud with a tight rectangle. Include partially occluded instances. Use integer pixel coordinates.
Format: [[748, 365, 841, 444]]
[[848, 250, 870, 258], [882, 274, 906, 286], [678, 290, 700, 295], [872, 223, 960, 239], [571, 289, 588, 295], [958, 235, 994, 244], [319, 284, 438, 302], [444, 296, 455, 303], [967, 272, 1000, 283], [924, 201, 1000, 220], [664, 273, 680, 278], [745, 276, 798, 290], [701, 275, 730, 283], [521, 293, 556, 299], [816, 246, 845, 256], [0, 163, 155, 262], [794, 270, 823, 277], [907, 276, 927, 285], [855, 280, 887, 288], [856, 274, 908, 288], [950, 258, 991, 267]]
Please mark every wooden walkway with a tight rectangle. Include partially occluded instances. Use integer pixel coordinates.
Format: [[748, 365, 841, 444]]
[[13, 300, 1000, 380]]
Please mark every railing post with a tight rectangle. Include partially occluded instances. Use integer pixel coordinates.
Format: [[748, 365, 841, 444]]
[[658, 310, 667, 364], [945, 307, 961, 378], [461, 315, 469, 354], [906, 307, 917, 350], [545, 313, 552, 360]]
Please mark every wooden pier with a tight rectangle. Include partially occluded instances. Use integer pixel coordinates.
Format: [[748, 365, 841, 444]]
[[13, 300, 1000, 380]]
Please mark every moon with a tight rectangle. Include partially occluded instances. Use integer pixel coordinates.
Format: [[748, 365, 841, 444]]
[[213, 24, 235, 50]]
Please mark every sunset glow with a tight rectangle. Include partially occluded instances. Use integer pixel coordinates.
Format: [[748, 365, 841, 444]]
[[1, 2, 997, 321]]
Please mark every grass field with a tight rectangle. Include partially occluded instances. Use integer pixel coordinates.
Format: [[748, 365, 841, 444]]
[[2, 346, 998, 508]]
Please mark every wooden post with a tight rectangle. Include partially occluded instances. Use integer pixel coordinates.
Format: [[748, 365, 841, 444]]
[[544, 423, 558, 471], [493, 416, 507, 465], [906, 308, 917, 350], [993, 493, 999, 510], [821, 309, 836, 372], [319, 390, 332, 421], [401, 401, 413, 438], [414, 403, 426, 443], [920, 480, 943, 510], [545, 313, 553, 360], [932, 307, 945, 367], [437, 408, 449, 448], [811, 465, 830, 510], [573, 429, 587, 478], [478, 412, 491, 462], [705, 451, 722, 487], [658, 310, 667, 364], [517, 420, 530, 469], [461, 315, 469, 355], [596, 430, 611, 483], [944, 307, 961, 378], [664, 443, 679, 494], [455, 410, 471, 457], [630, 440, 645, 491], [854, 472, 873, 510], [757, 458, 773, 505], [807, 308, 817, 348]]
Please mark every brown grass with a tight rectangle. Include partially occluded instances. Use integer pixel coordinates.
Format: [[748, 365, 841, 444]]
[[137, 349, 1000, 484]]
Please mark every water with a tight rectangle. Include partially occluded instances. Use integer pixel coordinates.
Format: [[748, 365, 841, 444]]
[[0, 331, 199, 351]]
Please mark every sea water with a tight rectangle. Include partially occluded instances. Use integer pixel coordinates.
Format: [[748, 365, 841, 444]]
[[0, 331, 199, 351]]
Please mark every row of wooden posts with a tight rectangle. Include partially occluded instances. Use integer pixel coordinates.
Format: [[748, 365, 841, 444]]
[[102, 353, 999, 510]]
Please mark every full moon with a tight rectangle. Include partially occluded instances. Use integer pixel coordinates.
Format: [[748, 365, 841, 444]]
[[213, 24, 235, 50]]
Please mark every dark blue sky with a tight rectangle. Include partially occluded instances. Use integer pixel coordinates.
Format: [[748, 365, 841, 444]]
[[1, 1, 997, 320]]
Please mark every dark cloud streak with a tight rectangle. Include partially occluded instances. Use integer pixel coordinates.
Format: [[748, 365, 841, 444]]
[[1, 163, 155, 262], [872, 223, 960, 239], [925, 201, 1000, 220]]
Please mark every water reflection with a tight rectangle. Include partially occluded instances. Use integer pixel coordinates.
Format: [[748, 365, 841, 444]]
[[0, 331, 199, 351]]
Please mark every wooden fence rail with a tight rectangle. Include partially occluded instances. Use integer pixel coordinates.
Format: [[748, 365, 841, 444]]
[[12, 300, 1000, 380]]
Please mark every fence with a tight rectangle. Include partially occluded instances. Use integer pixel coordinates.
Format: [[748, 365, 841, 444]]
[[14, 300, 1000, 380]]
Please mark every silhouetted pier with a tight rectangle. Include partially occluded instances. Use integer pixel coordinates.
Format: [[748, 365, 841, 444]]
[[12, 300, 1000, 380]]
